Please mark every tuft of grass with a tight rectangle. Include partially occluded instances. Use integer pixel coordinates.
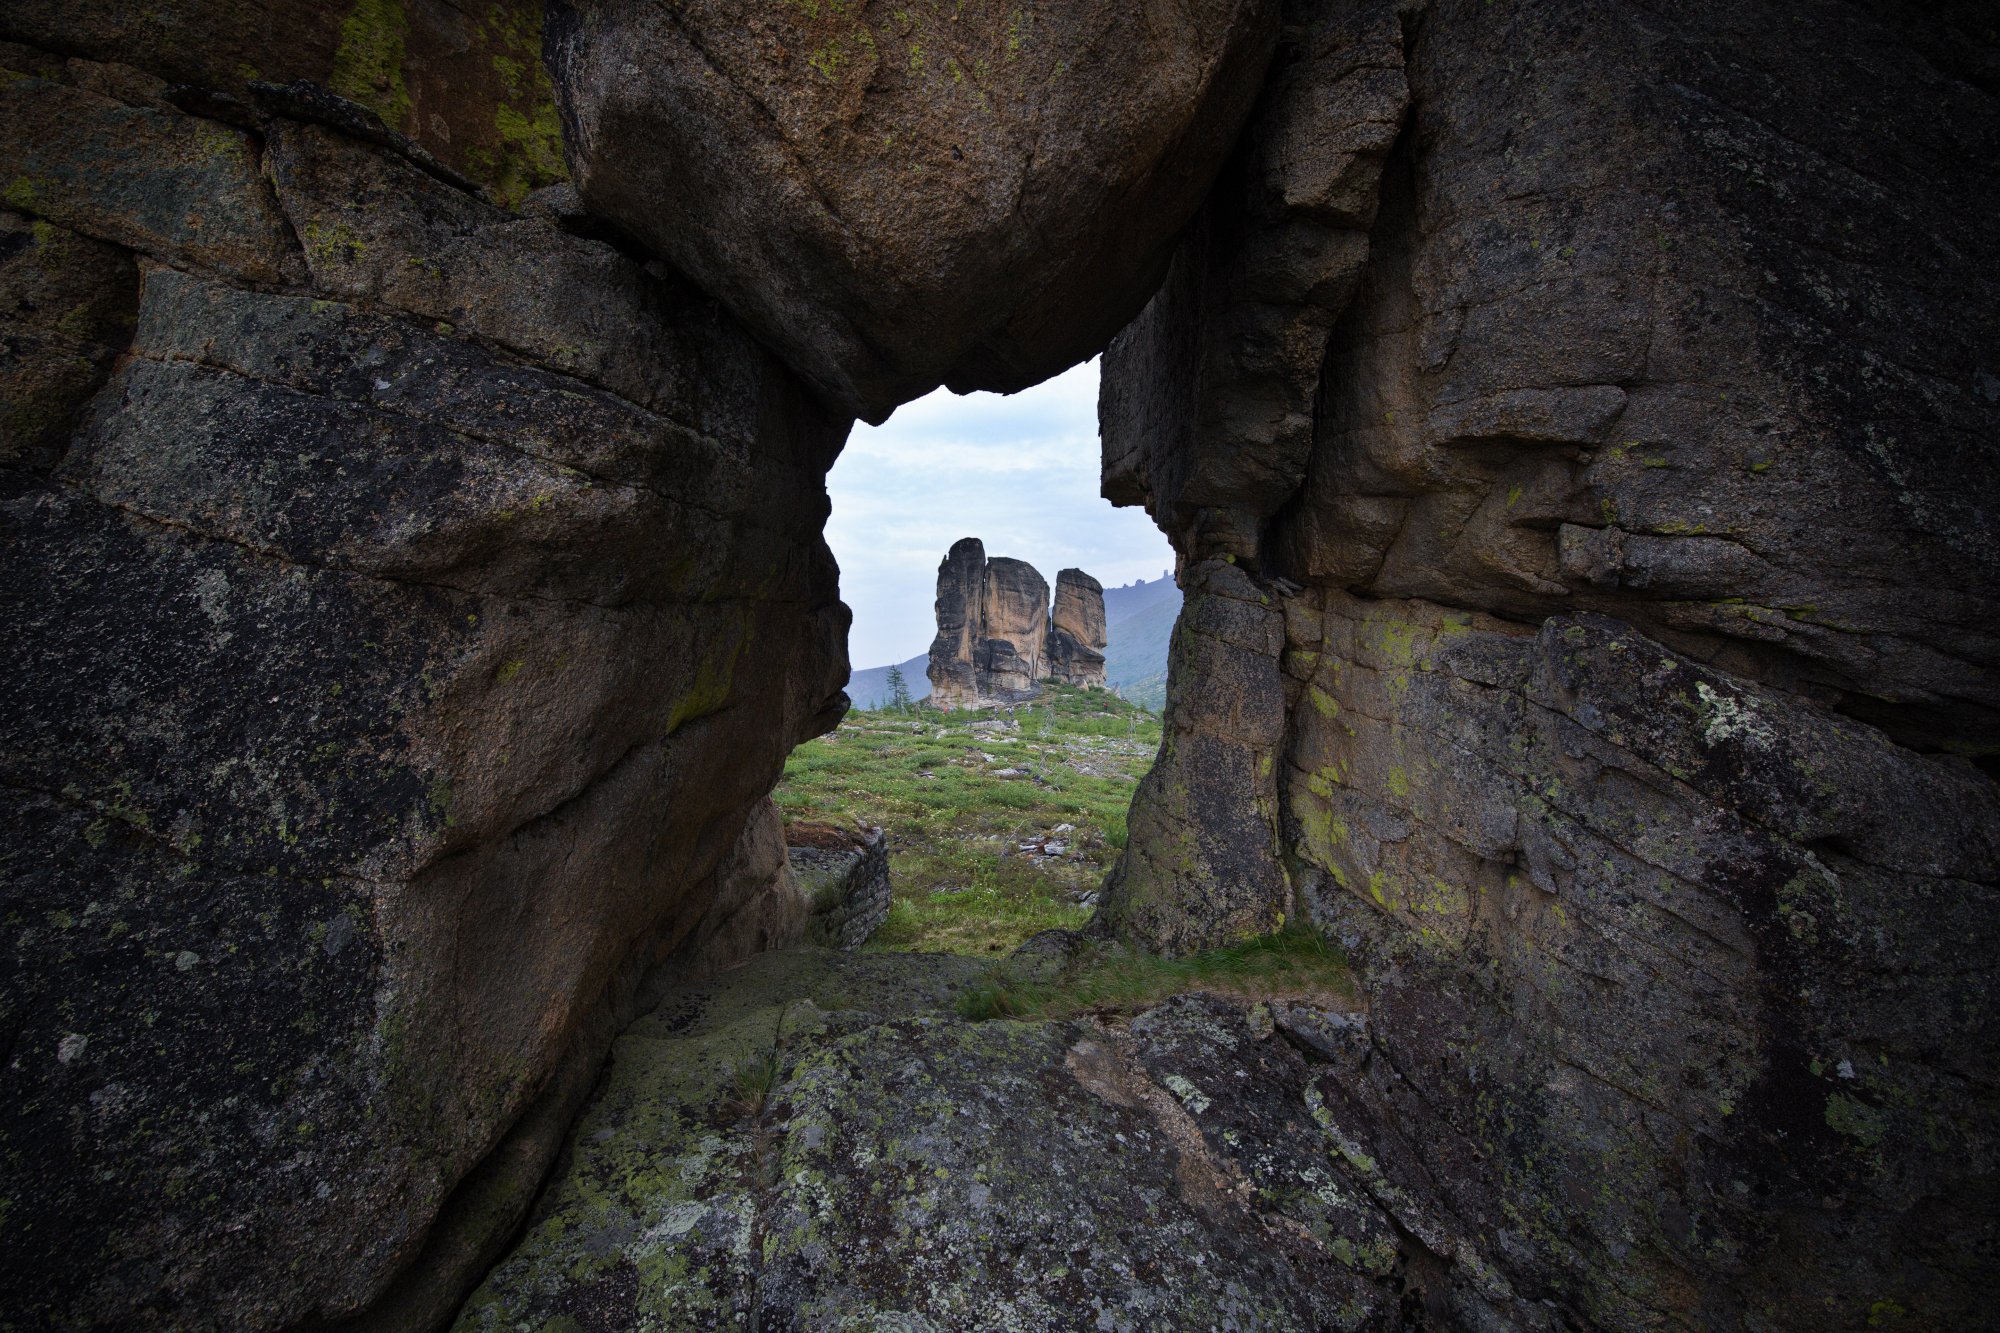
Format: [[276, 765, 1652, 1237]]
[[956, 929, 1354, 1023], [726, 1048, 783, 1121]]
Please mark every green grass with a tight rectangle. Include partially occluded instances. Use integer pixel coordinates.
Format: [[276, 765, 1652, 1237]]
[[772, 683, 1163, 955], [957, 929, 1355, 1022]]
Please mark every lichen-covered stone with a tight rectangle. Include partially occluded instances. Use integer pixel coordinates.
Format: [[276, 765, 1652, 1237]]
[[0, 1, 564, 204], [0, 81, 852, 1333], [0, 208, 137, 469], [0, 63, 301, 283], [1097, 0, 2000, 1325], [786, 822, 893, 951], [1096, 558, 1290, 954], [1279, 594, 2000, 1329], [454, 950, 1542, 1332]]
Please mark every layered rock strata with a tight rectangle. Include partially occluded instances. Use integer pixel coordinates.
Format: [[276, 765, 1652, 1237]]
[[0, 45, 849, 1333], [784, 821, 894, 951], [544, 0, 1280, 420], [1046, 567, 1110, 689], [1098, 0, 2000, 1326]]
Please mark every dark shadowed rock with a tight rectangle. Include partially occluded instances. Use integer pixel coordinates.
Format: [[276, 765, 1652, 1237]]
[[0, 1, 564, 204], [1047, 567, 1108, 688], [1101, 0, 1407, 560], [0, 49, 850, 1332], [543, 0, 1281, 420], [1096, 0, 2000, 1325], [0, 208, 138, 470]]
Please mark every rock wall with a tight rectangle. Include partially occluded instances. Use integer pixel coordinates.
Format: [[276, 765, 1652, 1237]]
[[785, 821, 895, 952], [0, 39, 850, 1333], [980, 556, 1052, 694], [1047, 567, 1109, 689], [2, 0, 565, 208], [1098, 0, 2000, 1326]]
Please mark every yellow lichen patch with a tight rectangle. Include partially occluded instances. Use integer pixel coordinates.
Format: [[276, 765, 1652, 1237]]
[[330, 0, 413, 130]]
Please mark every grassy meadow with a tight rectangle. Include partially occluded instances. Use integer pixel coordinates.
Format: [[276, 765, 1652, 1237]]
[[772, 682, 1163, 955]]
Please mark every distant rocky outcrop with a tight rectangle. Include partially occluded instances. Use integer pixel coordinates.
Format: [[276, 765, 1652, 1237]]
[[979, 557, 1052, 694], [1046, 568, 1109, 688], [926, 540, 1108, 707]]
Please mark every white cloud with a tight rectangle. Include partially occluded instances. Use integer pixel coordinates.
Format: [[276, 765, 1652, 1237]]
[[826, 359, 1176, 669]]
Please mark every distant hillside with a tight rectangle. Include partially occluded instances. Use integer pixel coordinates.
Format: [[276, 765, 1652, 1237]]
[[845, 653, 931, 708], [1102, 585, 1180, 711], [1101, 572, 1178, 627]]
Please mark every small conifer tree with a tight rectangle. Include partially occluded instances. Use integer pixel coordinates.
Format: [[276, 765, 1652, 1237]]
[[885, 664, 912, 712]]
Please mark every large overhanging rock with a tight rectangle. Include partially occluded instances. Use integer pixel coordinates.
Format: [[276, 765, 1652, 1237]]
[[544, 0, 1281, 421]]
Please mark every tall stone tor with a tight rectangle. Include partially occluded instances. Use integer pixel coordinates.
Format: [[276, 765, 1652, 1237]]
[[0, 0, 1995, 1329], [926, 539, 1109, 707]]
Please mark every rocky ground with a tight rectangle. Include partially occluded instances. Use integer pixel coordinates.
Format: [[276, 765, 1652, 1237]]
[[450, 940, 1490, 1333], [772, 685, 1163, 955]]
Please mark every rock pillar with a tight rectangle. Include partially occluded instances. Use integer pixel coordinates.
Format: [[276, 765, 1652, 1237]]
[[924, 537, 987, 709], [1047, 568, 1109, 688]]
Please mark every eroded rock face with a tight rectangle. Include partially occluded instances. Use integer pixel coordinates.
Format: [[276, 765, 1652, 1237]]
[[0, 48, 849, 1333], [980, 556, 1052, 694], [1101, 0, 1408, 559], [454, 951, 1536, 1332], [926, 536, 990, 710], [785, 819, 893, 951], [1098, 0, 2000, 1325], [1047, 567, 1108, 688], [926, 540, 1056, 708], [543, 0, 1281, 420], [0, 1, 564, 206]]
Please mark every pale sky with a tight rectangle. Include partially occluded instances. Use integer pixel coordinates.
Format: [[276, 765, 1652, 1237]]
[[825, 358, 1177, 669]]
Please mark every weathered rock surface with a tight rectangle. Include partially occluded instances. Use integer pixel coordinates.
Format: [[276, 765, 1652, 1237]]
[[0, 207, 138, 470], [543, 0, 1281, 420], [981, 556, 1052, 695], [926, 536, 991, 710], [1046, 567, 1109, 688], [0, 44, 850, 1333], [0, 1, 564, 205], [926, 538, 1058, 709], [1102, 0, 1408, 561], [454, 949, 1548, 1332], [785, 820, 894, 951], [1097, 0, 2000, 1326], [1097, 558, 1289, 955]]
